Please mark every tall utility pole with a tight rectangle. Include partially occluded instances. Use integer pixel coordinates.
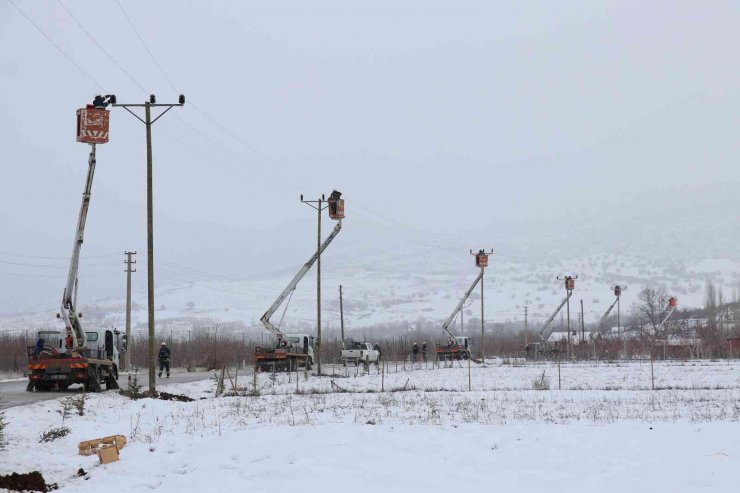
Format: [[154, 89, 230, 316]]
[[524, 305, 529, 347], [114, 94, 185, 394], [580, 299, 585, 343], [124, 251, 137, 371], [471, 249, 494, 361], [612, 285, 627, 357], [339, 285, 345, 347], [301, 194, 330, 375], [557, 275, 577, 360]]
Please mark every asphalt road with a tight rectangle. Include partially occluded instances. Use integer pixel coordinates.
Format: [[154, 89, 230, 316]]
[[0, 370, 215, 410]]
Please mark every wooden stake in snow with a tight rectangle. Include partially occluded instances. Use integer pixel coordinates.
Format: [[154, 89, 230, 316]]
[[468, 355, 471, 391]]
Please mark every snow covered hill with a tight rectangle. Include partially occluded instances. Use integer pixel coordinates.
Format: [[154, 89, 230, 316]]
[[2, 247, 737, 337]]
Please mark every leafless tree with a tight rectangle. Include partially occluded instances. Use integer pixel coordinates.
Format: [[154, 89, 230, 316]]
[[631, 286, 676, 389]]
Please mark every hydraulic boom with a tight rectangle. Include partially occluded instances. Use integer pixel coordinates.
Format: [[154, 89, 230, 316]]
[[440, 269, 483, 343], [61, 144, 97, 353], [538, 291, 573, 342], [260, 220, 343, 338], [596, 296, 619, 332]]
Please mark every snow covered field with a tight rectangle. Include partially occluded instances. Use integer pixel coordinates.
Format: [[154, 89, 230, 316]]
[[1, 360, 739, 492]]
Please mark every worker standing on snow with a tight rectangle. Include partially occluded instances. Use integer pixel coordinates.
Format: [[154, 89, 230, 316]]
[[411, 342, 419, 363], [421, 341, 427, 362], [374, 343, 382, 365], [158, 342, 171, 378]]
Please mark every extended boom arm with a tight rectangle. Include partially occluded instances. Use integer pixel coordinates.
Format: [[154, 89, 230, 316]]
[[60, 144, 97, 352], [596, 296, 619, 331], [440, 269, 483, 342], [260, 220, 343, 338], [539, 291, 573, 342]]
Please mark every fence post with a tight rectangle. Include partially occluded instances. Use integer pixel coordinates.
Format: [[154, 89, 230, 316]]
[[558, 358, 561, 390], [381, 361, 385, 392], [252, 362, 257, 394], [468, 356, 471, 391]]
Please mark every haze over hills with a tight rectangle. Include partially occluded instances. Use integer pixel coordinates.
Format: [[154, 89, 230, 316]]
[[2, 186, 737, 338]]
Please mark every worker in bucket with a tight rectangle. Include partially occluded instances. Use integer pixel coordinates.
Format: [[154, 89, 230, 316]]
[[158, 342, 171, 378]]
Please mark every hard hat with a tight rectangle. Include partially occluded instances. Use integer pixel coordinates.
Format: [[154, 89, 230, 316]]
[[161, 342, 167, 345]]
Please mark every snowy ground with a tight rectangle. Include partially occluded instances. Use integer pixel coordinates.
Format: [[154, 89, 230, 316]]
[[1, 360, 739, 492]]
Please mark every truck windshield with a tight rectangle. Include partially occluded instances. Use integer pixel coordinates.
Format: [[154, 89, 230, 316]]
[[287, 337, 300, 344]]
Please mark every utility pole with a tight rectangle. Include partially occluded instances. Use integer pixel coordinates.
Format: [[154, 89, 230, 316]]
[[557, 275, 577, 360], [339, 285, 345, 347], [301, 194, 330, 375], [471, 249, 494, 361], [524, 305, 529, 348], [124, 251, 137, 371], [114, 94, 185, 394], [580, 298, 585, 343]]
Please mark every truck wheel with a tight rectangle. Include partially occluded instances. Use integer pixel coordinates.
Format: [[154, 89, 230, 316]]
[[85, 367, 102, 393], [105, 372, 119, 390]]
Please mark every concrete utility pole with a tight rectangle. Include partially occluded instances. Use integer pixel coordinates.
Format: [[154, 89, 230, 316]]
[[114, 94, 185, 394], [301, 194, 330, 375], [580, 298, 585, 343], [124, 251, 137, 371], [339, 285, 345, 347]]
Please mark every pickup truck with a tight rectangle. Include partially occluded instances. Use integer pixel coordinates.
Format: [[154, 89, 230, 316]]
[[340, 341, 379, 367]]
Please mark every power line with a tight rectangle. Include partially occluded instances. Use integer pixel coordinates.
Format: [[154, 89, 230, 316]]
[[6, 0, 104, 91], [0, 250, 120, 260], [57, 0, 149, 94], [0, 269, 120, 279], [114, 0, 179, 93]]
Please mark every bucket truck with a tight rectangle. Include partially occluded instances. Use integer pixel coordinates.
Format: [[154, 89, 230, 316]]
[[255, 191, 344, 372], [27, 99, 120, 392], [435, 270, 482, 362]]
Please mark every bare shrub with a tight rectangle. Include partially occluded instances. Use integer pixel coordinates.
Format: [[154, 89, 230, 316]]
[[533, 371, 550, 390]]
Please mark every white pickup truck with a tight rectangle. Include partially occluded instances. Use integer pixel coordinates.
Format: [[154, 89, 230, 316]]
[[341, 341, 379, 367]]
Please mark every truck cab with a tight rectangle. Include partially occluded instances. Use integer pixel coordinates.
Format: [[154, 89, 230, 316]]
[[284, 333, 315, 361]]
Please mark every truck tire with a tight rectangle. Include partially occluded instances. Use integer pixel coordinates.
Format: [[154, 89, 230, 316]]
[[105, 372, 119, 390], [85, 366, 102, 393]]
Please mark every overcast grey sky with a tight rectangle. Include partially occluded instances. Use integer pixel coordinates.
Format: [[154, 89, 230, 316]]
[[1, 1, 738, 312]]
